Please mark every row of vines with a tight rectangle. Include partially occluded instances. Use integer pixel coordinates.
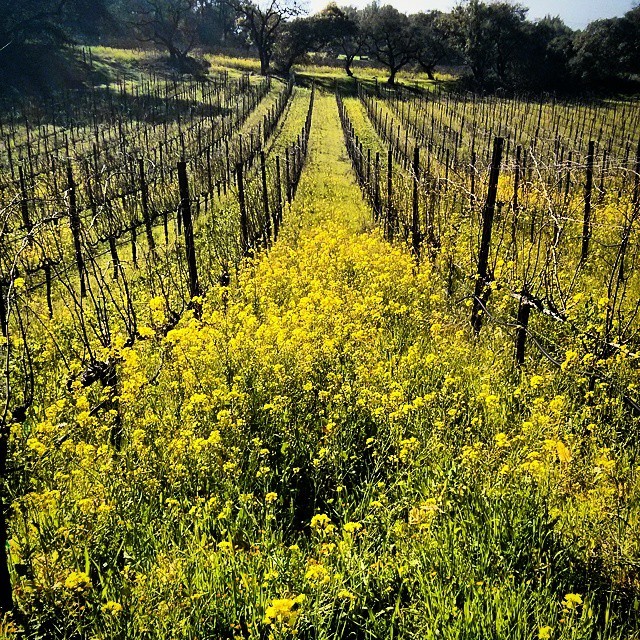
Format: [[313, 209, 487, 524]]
[[338, 83, 640, 413], [0, 70, 316, 614]]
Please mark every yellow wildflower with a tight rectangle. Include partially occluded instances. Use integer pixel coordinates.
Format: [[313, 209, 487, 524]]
[[263, 595, 305, 626], [343, 521, 362, 535], [305, 562, 330, 584], [64, 571, 91, 591], [530, 375, 544, 389], [311, 513, 333, 531], [562, 593, 583, 610], [494, 432, 509, 448], [102, 601, 123, 615]]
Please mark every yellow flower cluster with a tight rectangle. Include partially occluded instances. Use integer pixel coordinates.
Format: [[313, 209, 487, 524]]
[[263, 594, 306, 627], [64, 571, 91, 591]]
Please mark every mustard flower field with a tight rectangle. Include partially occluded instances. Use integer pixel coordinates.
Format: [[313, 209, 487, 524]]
[[1, 60, 640, 639]]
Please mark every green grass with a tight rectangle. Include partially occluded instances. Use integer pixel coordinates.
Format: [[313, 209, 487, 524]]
[[206, 53, 263, 77], [205, 51, 451, 91]]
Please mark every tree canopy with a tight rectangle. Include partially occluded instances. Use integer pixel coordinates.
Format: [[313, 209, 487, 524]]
[[1, 0, 639, 94]]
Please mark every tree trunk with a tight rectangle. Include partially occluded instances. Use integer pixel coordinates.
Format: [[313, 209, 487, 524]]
[[259, 50, 269, 76], [471, 63, 485, 85], [387, 68, 397, 85], [345, 56, 354, 77], [168, 45, 185, 71]]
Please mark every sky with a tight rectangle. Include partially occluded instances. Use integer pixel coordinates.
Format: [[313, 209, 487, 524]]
[[304, 0, 636, 29]]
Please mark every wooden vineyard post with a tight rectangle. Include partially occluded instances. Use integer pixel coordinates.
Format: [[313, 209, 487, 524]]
[[131, 222, 138, 269], [285, 149, 292, 204], [619, 140, 640, 283], [44, 260, 54, 319], [470, 150, 477, 210], [471, 137, 504, 335], [412, 146, 421, 261], [581, 141, 595, 264], [108, 237, 120, 280], [237, 162, 249, 256], [176, 178, 183, 238], [374, 152, 381, 222], [295, 135, 302, 194], [513, 145, 522, 212], [67, 162, 86, 298], [515, 289, 532, 366], [274, 156, 282, 239], [18, 166, 32, 237], [139, 158, 156, 260], [387, 147, 393, 241], [260, 151, 271, 244], [177, 162, 200, 303]]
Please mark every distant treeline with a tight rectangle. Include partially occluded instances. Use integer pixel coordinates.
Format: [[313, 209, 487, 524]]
[[1, 0, 639, 93]]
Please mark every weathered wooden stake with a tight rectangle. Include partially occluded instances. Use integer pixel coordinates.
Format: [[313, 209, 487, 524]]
[[177, 162, 200, 301], [131, 222, 138, 269], [515, 290, 532, 366], [18, 166, 32, 236], [471, 137, 504, 335], [237, 162, 249, 255], [470, 150, 477, 210], [275, 155, 282, 238], [109, 237, 120, 280], [581, 141, 595, 264], [139, 158, 156, 259], [67, 162, 86, 298], [285, 149, 292, 204], [513, 145, 522, 212], [374, 152, 381, 221], [44, 261, 53, 319], [387, 147, 393, 241], [412, 146, 421, 260], [260, 151, 271, 244]]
